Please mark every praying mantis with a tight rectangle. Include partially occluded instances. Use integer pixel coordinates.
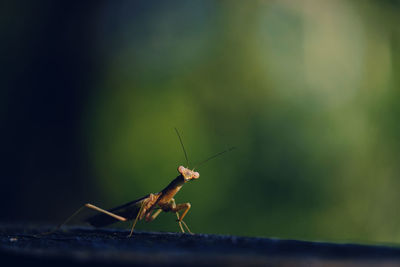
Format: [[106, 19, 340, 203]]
[[44, 129, 234, 237]]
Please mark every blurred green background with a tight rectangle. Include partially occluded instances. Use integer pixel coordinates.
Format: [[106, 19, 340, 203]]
[[2, 0, 400, 245]]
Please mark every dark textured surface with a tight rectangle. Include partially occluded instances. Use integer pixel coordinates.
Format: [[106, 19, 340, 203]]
[[1, 224, 400, 266]]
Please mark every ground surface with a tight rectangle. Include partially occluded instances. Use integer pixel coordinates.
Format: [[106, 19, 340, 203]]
[[1, 224, 400, 266]]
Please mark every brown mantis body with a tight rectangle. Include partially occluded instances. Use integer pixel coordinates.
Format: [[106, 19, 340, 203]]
[[85, 165, 199, 236], [44, 129, 233, 237]]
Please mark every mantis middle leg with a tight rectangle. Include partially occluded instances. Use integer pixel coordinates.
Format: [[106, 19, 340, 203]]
[[128, 199, 147, 238], [161, 198, 192, 234], [145, 198, 193, 234], [172, 201, 192, 234]]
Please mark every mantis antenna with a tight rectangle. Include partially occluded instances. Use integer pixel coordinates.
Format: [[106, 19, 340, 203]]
[[194, 146, 236, 169], [42, 129, 234, 237], [175, 128, 189, 167]]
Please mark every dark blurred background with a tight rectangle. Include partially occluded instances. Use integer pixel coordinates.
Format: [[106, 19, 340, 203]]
[[2, 0, 400, 244]]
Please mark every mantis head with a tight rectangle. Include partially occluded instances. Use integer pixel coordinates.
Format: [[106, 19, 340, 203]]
[[178, 166, 200, 181]]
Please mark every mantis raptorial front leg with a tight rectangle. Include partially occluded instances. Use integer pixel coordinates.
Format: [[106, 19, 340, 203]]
[[39, 203, 127, 236], [146, 208, 163, 222], [128, 193, 159, 237], [40, 129, 234, 237]]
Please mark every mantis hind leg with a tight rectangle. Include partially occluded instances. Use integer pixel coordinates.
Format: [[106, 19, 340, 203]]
[[38, 203, 127, 237]]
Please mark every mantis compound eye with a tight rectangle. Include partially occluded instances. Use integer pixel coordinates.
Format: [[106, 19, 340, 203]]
[[193, 172, 200, 179], [178, 166, 186, 174]]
